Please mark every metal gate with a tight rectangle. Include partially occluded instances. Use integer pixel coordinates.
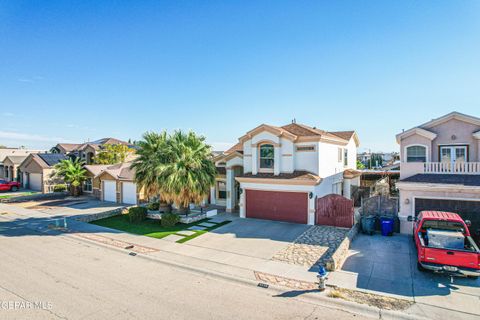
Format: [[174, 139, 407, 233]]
[[315, 194, 354, 228]]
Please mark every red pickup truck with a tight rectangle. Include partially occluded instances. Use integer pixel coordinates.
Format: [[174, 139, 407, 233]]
[[411, 211, 480, 278]]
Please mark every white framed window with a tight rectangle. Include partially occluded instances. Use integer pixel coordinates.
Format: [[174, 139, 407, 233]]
[[338, 148, 343, 162], [344, 149, 348, 166], [259, 144, 274, 169], [217, 181, 226, 199], [406, 145, 427, 163], [440, 145, 467, 163], [83, 178, 93, 192]]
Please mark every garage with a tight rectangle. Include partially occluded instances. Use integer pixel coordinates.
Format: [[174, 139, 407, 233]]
[[29, 173, 42, 191], [121, 182, 137, 205], [415, 198, 480, 245], [245, 190, 308, 224], [103, 180, 117, 202]]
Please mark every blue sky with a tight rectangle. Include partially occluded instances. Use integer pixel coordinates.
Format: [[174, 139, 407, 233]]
[[1, 1, 480, 152]]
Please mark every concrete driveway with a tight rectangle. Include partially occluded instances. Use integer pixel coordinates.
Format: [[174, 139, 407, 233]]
[[329, 234, 480, 318], [186, 218, 310, 259]]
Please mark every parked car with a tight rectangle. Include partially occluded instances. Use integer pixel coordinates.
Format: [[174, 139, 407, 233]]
[[0, 179, 21, 192], [409, 211, 480, 278]]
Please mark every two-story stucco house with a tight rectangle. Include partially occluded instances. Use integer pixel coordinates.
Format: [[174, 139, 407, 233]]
[[211, 121, 360, 225], [396, 112, 480, 242]]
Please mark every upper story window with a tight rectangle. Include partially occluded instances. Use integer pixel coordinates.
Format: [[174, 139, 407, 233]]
[[406, 145, 427, 163], [259, 144, 274, 169], [338, 148, 343, 162], [344, 149, 348, 166]]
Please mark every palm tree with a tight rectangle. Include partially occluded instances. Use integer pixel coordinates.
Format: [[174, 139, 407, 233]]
[[131, 131, 170, 204], [157, 130, 217, 213], [53, 158, 87, 196]]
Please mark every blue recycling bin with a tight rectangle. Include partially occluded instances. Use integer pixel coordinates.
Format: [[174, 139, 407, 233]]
[[380, 217, 394, 236]]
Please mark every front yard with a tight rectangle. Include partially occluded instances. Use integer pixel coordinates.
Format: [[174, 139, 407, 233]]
[[90, 214, 231, 243]]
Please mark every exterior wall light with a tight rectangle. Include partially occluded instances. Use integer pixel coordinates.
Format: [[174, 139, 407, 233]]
[[404, 198, 410, 205], [309, 192, 314, 199]]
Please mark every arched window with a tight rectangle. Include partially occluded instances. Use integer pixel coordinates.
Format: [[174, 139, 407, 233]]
[[259, 144, 274, 169], [406, 145, 427, 163]]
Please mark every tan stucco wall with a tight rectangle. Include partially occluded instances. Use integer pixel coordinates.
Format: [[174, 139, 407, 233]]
[[427, 118, 480, 162]]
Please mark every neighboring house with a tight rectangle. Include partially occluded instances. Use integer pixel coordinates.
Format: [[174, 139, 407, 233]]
[[18, 153, 67, 192], [84, 162, 146, 205], [0, 148, 44, 179], [2, 156, 29, 182], [396, 112, 480, 240], [51, 138, 134, 164], [211, 121, 360, 225]]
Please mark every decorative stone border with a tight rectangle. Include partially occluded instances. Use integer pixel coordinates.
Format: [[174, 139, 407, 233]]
[[254, 271, 317, 290], [74, 207, 128, 223], [146, 209, 218, 224], [325, 223, 360, 271]]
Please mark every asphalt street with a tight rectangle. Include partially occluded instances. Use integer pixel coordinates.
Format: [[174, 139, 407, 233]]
[[0, 222, 368, 320]]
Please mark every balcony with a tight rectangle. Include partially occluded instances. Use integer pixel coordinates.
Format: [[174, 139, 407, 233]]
[[424, 162, 480, 174], [400, 162, 480, 179]]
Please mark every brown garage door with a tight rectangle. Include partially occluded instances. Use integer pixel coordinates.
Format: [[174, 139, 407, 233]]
[[245, 190, 308, 224]]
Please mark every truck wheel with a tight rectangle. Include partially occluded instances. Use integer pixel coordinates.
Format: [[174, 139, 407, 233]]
[[417, 262, 426, 272]]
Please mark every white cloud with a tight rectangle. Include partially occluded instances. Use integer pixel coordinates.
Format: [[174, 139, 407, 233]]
[[0, 131, 72, 143], [2, 112, 14, 117], [17, 75, 45, 83]]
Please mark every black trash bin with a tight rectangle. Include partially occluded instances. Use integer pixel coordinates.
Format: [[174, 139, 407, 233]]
[[361, 215, 376, 235]]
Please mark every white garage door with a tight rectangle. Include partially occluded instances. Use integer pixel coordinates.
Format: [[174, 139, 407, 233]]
[[122, 182, 137, 205], [103, 181, 117, 202], [29, 173, 42, 191]]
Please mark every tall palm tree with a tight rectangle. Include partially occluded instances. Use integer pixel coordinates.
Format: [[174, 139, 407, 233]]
[[131, 131, 170, 201], [53, 158, 87, 196], [157, 130, 217, 213]]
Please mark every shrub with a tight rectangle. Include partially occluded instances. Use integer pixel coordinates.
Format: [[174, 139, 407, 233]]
[[128, 206, 147, 223], [53, 184, 67, 192], [147, 201, 160, 211], [161, 212, 180, 227]]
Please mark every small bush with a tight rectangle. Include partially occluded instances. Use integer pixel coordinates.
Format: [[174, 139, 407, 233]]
[[161, 212, 180, 227], [147, 202, 160, 211], [128, 206, 147, 223], [53, 184, 67, 192]]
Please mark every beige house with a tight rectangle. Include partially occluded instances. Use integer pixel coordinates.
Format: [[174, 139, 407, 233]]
[[18, 153, 67, 192], [84, 162, 146, 205], [396, 112, 480, 241], [2, 156, 28, 182], [0, 147, 44, 180], [51, 138, 134, 165]]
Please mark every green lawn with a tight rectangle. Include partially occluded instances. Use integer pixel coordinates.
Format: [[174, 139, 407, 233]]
[[90, 214, 230, 243], [0, 191, 38, 199]]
